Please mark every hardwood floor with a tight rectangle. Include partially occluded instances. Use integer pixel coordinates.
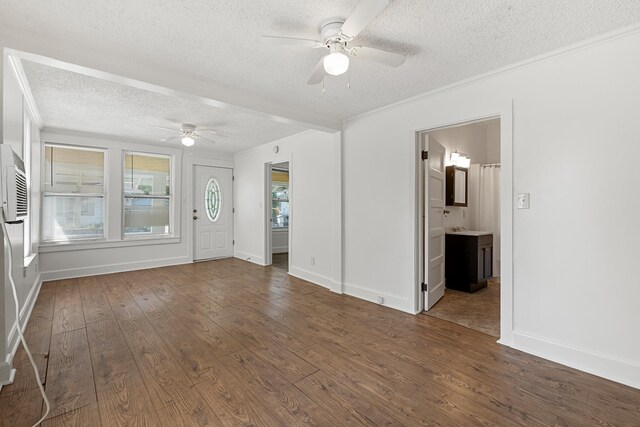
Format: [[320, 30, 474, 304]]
[[1, 258, 639, 426]]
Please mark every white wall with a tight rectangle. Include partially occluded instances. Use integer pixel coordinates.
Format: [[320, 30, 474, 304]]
[[430, 123, 489, 165], [486, 120, 501, 164], [1, 53, 42, 385], [37, 129, 234, 280], [343, 29, 640, 388], [234, 130, 342, 291]]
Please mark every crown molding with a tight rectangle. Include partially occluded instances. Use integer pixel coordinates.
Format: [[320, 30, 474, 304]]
[[8, 56, 43, 129]]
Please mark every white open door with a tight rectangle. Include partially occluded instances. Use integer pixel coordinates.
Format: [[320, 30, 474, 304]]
[[423, 136, 446, 310], [194, 165, 234, 261]]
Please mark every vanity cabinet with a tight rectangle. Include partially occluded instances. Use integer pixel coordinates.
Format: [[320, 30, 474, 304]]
[[445, 232, 493, 293]]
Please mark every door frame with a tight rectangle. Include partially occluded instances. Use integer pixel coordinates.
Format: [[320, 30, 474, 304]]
[[264, 158, 293, 270], [192, 163, 234, 261], [415, 106, 514, 345]]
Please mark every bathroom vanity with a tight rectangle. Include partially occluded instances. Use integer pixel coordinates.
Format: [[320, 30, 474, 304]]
[[445, 231, 493, 293]]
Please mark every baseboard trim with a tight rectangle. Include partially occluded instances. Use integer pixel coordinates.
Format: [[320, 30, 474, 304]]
[[511, 331, 640, 390], [1, 273, 42, 388], [288, 266, 339, 292], [342, 282, 412, 313], [40, 256, 191, 281], [272, 247, 288, 254], [233, 250, 264, 266]]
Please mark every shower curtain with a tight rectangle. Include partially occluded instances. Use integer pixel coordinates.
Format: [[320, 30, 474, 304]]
[[477, 165, 500, 276]]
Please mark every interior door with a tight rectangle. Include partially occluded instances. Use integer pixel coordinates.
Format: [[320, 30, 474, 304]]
[[194, 165, 233, 261], [423, 136, 446, 310]]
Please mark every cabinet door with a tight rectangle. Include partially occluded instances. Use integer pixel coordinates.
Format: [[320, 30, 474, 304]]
[[479, 245, 493, 280]]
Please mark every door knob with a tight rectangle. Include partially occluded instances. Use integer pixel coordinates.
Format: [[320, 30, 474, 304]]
[[193, 215, 198, 220]]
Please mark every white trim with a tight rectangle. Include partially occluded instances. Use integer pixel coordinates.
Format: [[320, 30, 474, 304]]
[[40, 256, 190, 281], [0, 364, 16, 389], [342, 281, 412, 313], [512, 331, 640, 390], [288, 266, 340, 293], [7, 55, 43, 129], [39, 236, 181, 253], [344, 22, 640, 125], [233, 251, 264, 266]]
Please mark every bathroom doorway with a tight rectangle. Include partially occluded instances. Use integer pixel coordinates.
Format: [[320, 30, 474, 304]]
[[419, 118, 502, 337]]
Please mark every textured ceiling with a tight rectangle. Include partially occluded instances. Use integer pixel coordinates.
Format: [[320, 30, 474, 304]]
[[21, 60, 307, 152], [2, 0, 640, 122]]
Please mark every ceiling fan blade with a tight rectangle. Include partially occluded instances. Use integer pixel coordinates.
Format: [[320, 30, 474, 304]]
[[350, 46, 406, 67], [260, 36, 324, 48], [161, 136, 181, 143], [307, 58, 326, 85], [196, 134, 217, 144], [154, 126, 182, 134], [196, 128, 218, 134], [340, 0, 389, 39]]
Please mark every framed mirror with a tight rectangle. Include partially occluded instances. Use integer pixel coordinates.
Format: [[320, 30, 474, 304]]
[[446, 165, 468, 207]]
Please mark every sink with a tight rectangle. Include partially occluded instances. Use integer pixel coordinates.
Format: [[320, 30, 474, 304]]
[[445, 230, 492, 236]]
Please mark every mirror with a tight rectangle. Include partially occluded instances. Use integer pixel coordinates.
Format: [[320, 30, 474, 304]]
[[446, 165, 468, 207]]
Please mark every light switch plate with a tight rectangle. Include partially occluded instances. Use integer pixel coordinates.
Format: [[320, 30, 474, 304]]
[[517, 193, 530, 209]]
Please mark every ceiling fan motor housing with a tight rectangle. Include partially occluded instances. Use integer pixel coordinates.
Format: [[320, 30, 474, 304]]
[[320, 19, 348, 45]]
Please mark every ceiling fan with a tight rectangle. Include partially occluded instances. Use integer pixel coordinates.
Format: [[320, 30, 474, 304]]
[[154, 123, 219, 147], [261, 0, 406, 85]]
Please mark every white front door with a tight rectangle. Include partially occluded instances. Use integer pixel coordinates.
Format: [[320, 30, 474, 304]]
[[423, 136, 446, 311], [193, 165, 233, 261]]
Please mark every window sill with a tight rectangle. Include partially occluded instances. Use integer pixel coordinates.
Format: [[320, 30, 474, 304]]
[[24, 253, 37, 268], [272, 227, 289, 232], [38, 236, 181, 253]]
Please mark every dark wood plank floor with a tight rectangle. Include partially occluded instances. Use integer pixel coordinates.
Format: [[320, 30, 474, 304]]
[[1, 258, 639, 426]]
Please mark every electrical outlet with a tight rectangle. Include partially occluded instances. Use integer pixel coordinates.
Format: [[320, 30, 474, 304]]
[[377, 296, 384, 304], [310, 257, 315, 266]]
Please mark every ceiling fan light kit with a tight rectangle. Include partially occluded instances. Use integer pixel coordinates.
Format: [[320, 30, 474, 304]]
[[181, 135, 195, 147], [261, 0, 406, 86], [323, 45, 350, 76]]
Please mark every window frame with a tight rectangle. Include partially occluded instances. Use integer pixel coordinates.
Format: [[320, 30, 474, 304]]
[[40, 143, 108, 244], [23, 110, 32, 260], [121, 150, 174, 240]]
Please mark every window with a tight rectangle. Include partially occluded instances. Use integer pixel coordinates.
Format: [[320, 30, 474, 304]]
[[42, 144, 105, 242], [123, 152, 171, 237], [272, 169, 289, 229], [205, 177, 222, 222], [23, 112, 31, 257]]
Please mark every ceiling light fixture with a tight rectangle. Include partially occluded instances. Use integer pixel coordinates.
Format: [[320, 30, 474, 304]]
[[323, 45, 349, 76], [181, 135, 195, 147], [450, 151, 471, 168]]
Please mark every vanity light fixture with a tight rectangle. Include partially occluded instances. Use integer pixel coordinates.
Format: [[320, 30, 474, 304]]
[[450, 151, 471, 168]]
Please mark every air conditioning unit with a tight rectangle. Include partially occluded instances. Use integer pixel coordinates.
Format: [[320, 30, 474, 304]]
[[0, 145, 28, 223]]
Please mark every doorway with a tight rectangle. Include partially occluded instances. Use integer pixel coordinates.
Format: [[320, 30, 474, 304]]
[[419, 118, 502, 337], [193, 165, 234, 261], [267, 162, 290, 271]]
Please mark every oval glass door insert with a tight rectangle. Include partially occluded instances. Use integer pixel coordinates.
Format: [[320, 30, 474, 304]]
[[205, 177, 222, 222]]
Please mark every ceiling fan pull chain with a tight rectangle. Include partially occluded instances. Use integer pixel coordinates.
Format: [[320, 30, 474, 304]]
[[348, 67, 351, 89], [322, 77, 326, 93]]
